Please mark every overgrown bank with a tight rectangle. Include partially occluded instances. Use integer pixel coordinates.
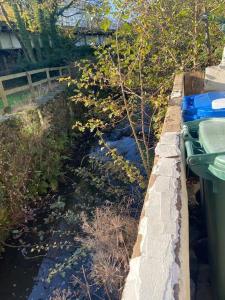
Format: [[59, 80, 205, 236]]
[[0, 90, 83, 251], [0, 83, 148, 299]]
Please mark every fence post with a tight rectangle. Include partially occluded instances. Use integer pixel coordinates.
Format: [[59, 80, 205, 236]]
[[46, 68, 52, 91], [68, 66, 71, 77], [0, 80, 8, 108], [59, 67, 63, 77], [26, 72, 35, 100]]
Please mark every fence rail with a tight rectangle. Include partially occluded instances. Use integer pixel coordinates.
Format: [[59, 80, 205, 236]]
[[0, 65, 71, 108]]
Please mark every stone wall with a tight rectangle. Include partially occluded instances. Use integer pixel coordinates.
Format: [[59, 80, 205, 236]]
[[122, 74, 190, 300]]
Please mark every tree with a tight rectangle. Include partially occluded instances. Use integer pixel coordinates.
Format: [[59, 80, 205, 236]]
[[0, 0, 97, 64], [0, 1, 35, 63], [71, 0, 225, 177]]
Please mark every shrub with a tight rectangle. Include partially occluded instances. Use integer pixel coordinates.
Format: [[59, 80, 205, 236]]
[[0, 94, 73, 250]]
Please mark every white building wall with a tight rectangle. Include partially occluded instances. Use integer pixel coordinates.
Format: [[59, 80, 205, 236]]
[[0, 32, 21, 49]]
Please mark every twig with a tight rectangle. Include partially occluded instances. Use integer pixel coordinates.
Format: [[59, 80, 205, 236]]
[[82, 265, 92, 300]]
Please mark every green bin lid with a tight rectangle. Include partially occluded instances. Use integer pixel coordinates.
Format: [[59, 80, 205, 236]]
[[199, 118, 225, 180]]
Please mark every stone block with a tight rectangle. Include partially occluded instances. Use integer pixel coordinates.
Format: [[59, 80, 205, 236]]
[[205, 65, 225, 91]]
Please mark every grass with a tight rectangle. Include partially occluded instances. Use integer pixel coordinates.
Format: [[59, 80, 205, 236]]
[[0, 82, 54, 113], [0, 90, 32, 111]]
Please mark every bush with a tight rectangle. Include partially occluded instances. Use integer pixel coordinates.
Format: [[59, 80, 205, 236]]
[[0, 93, 73, 251]]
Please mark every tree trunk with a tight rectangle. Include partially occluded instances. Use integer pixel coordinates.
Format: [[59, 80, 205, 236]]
[[12, 3, 37, 64], [34, 2, 51, 59], [49, 14, 60, 49], [0, 3, 31, 63], [193, 0, 198, 69], [203, 5, 212, 66], [33, 33, 43, 62]]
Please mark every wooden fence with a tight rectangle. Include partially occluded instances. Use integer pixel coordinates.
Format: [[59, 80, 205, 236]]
[[0, 65, 71, 108]]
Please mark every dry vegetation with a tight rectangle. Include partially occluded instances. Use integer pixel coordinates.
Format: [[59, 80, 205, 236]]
[[78, 205, 138, 299]]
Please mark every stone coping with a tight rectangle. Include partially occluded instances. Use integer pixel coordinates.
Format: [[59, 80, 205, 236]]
[[122, 74, 190, 300]]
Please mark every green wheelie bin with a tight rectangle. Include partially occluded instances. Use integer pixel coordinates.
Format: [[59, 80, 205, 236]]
[[183, 118, 225, 300]]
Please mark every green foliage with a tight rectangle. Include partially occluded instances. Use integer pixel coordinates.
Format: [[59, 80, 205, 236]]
[[100, 18, 111, 31], [0, 0, 103, 67], [69, 0, 225, 179], [71, 156, 145, 214], [0, 95, 74, 251], [0, 117, 65, 208], [151, 89, 170, 139]]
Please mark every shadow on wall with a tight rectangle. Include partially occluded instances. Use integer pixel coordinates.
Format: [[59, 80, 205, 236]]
[[184, 72, 205, 96]]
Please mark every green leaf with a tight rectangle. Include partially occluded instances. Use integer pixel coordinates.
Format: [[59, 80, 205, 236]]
[[100, 18, 111, 32], [50, 179, 58, 191]]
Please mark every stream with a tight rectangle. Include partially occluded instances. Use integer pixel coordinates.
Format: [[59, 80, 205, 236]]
[[0, 127, 142, 300]]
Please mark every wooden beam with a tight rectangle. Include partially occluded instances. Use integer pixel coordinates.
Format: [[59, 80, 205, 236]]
[[5, 84, 30, 96], [26, 72, 35, 100], [0, 72, 27, 82], [59, 67, 63, 77], [0, 81, 8, 107], [32, 79, 48, 87], [0, 65, 68, 109], [28, 68, 47, 75], [46, 68, 52, 90]]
